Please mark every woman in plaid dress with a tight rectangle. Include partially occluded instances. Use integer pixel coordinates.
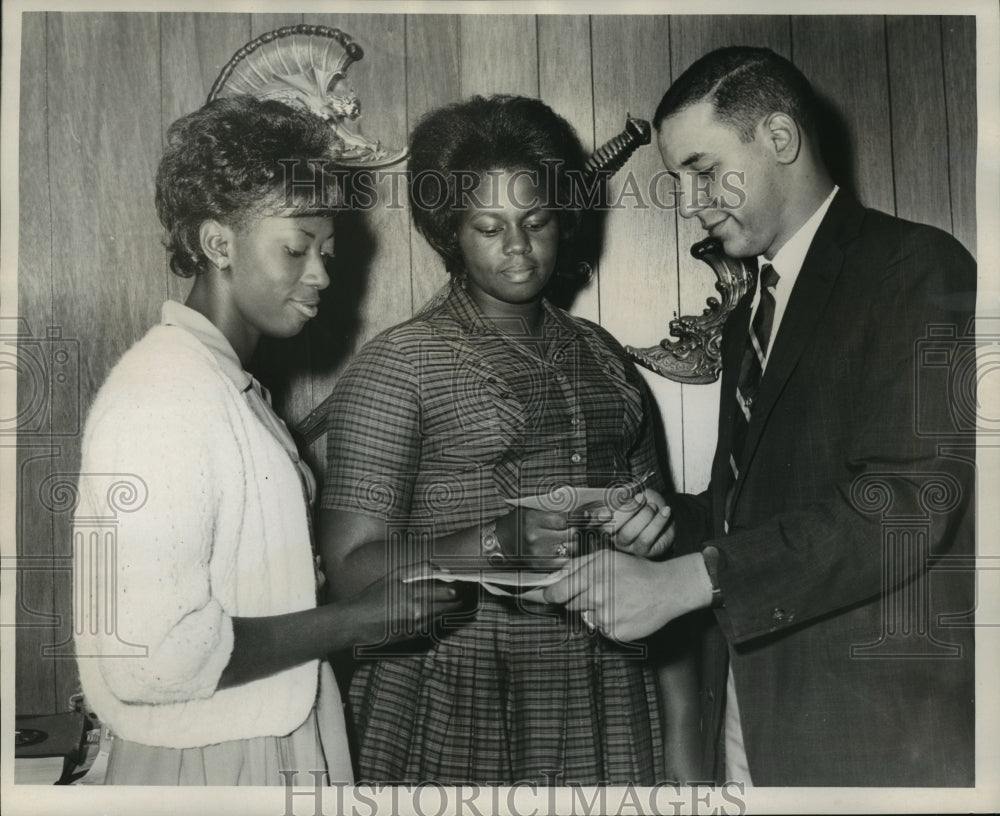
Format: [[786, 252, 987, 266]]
[[319, 95, 699, 785]]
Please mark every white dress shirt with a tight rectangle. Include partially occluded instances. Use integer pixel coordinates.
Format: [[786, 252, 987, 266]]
[[750, 185, 839, 371]]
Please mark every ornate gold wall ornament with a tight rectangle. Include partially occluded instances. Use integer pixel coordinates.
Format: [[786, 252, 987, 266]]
[[626, 239, 755, 384], [207, 24, 407, 168]]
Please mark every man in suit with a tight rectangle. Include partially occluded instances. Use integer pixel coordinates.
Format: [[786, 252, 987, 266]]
[[546, 46, 976, 786]]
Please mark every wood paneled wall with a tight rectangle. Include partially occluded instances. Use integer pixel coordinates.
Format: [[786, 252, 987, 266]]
[[15, 12, 976, 714]]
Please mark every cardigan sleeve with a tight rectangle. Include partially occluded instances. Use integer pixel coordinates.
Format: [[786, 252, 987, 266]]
[[74, 354, 236, 704]]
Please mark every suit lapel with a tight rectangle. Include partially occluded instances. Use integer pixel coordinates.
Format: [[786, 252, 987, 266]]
[[730, 192, 864, 507]]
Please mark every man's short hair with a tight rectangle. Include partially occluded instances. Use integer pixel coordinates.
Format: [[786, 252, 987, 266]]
[[653, 46, 819, 142]]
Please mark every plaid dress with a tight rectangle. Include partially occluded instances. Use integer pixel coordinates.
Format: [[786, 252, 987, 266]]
[[321, 285, 666, 784]]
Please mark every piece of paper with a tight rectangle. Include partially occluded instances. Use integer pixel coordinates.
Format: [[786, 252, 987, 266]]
[[505, 484, 640, 514], [404, 565, 566, 603], [406, 567, 563, 588]]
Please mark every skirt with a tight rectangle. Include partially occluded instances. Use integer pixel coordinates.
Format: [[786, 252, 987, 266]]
[[104, 662, 352, 785], [350, 597, 664, 785]]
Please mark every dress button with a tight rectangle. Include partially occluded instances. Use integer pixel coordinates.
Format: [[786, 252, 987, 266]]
[[555, 373, 567, 383], [771, 607, 787, 622], [570, 452, 582, 464], [570, 415, 579, 425]]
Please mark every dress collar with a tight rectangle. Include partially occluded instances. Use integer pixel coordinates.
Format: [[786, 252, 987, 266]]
[[442, 282, 584, 339], [161, 300, 252, 392]]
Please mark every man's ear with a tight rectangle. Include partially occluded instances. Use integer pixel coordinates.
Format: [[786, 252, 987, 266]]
[[199, 220, 233, 270], [762, 112, 801, 165]]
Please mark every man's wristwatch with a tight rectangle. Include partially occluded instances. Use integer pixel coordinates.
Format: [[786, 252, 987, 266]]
[[481, 520, 505, 565], [702, 545, 724, 608]]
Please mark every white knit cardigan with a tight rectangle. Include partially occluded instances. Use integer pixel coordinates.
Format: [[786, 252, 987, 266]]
[[73, 323, 319, 748]]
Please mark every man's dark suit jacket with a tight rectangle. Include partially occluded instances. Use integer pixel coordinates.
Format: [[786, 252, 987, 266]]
[[670, 191, 976, 786]]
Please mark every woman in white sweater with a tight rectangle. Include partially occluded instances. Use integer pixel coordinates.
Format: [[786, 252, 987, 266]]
[[72, 96, 461, 785]]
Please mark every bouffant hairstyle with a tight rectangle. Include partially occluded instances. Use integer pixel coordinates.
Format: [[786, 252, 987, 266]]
[[155, 96, 341, 278], [653, 46, 819, 142], [407, 95, 588, 278]]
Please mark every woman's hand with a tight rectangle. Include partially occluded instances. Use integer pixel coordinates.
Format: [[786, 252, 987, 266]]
[[339, 565, 466, 648], [495, 506, 581, 561], [218, 566, 465, 691], [598, 488, 674, 559]]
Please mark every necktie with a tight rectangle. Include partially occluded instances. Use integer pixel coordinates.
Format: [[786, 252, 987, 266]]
[[725, 263, 779, 522]]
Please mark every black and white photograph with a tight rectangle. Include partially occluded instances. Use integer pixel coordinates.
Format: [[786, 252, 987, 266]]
[[2, 1, 998, 814]]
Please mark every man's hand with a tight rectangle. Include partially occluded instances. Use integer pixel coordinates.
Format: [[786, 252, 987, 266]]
[[542, 550, 713, 642], [595, 488, 675, 559]]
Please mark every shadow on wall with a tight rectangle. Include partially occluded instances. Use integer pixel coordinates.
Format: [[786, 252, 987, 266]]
[[545, 191, 609, 313], [815, 92, 858, 203]]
